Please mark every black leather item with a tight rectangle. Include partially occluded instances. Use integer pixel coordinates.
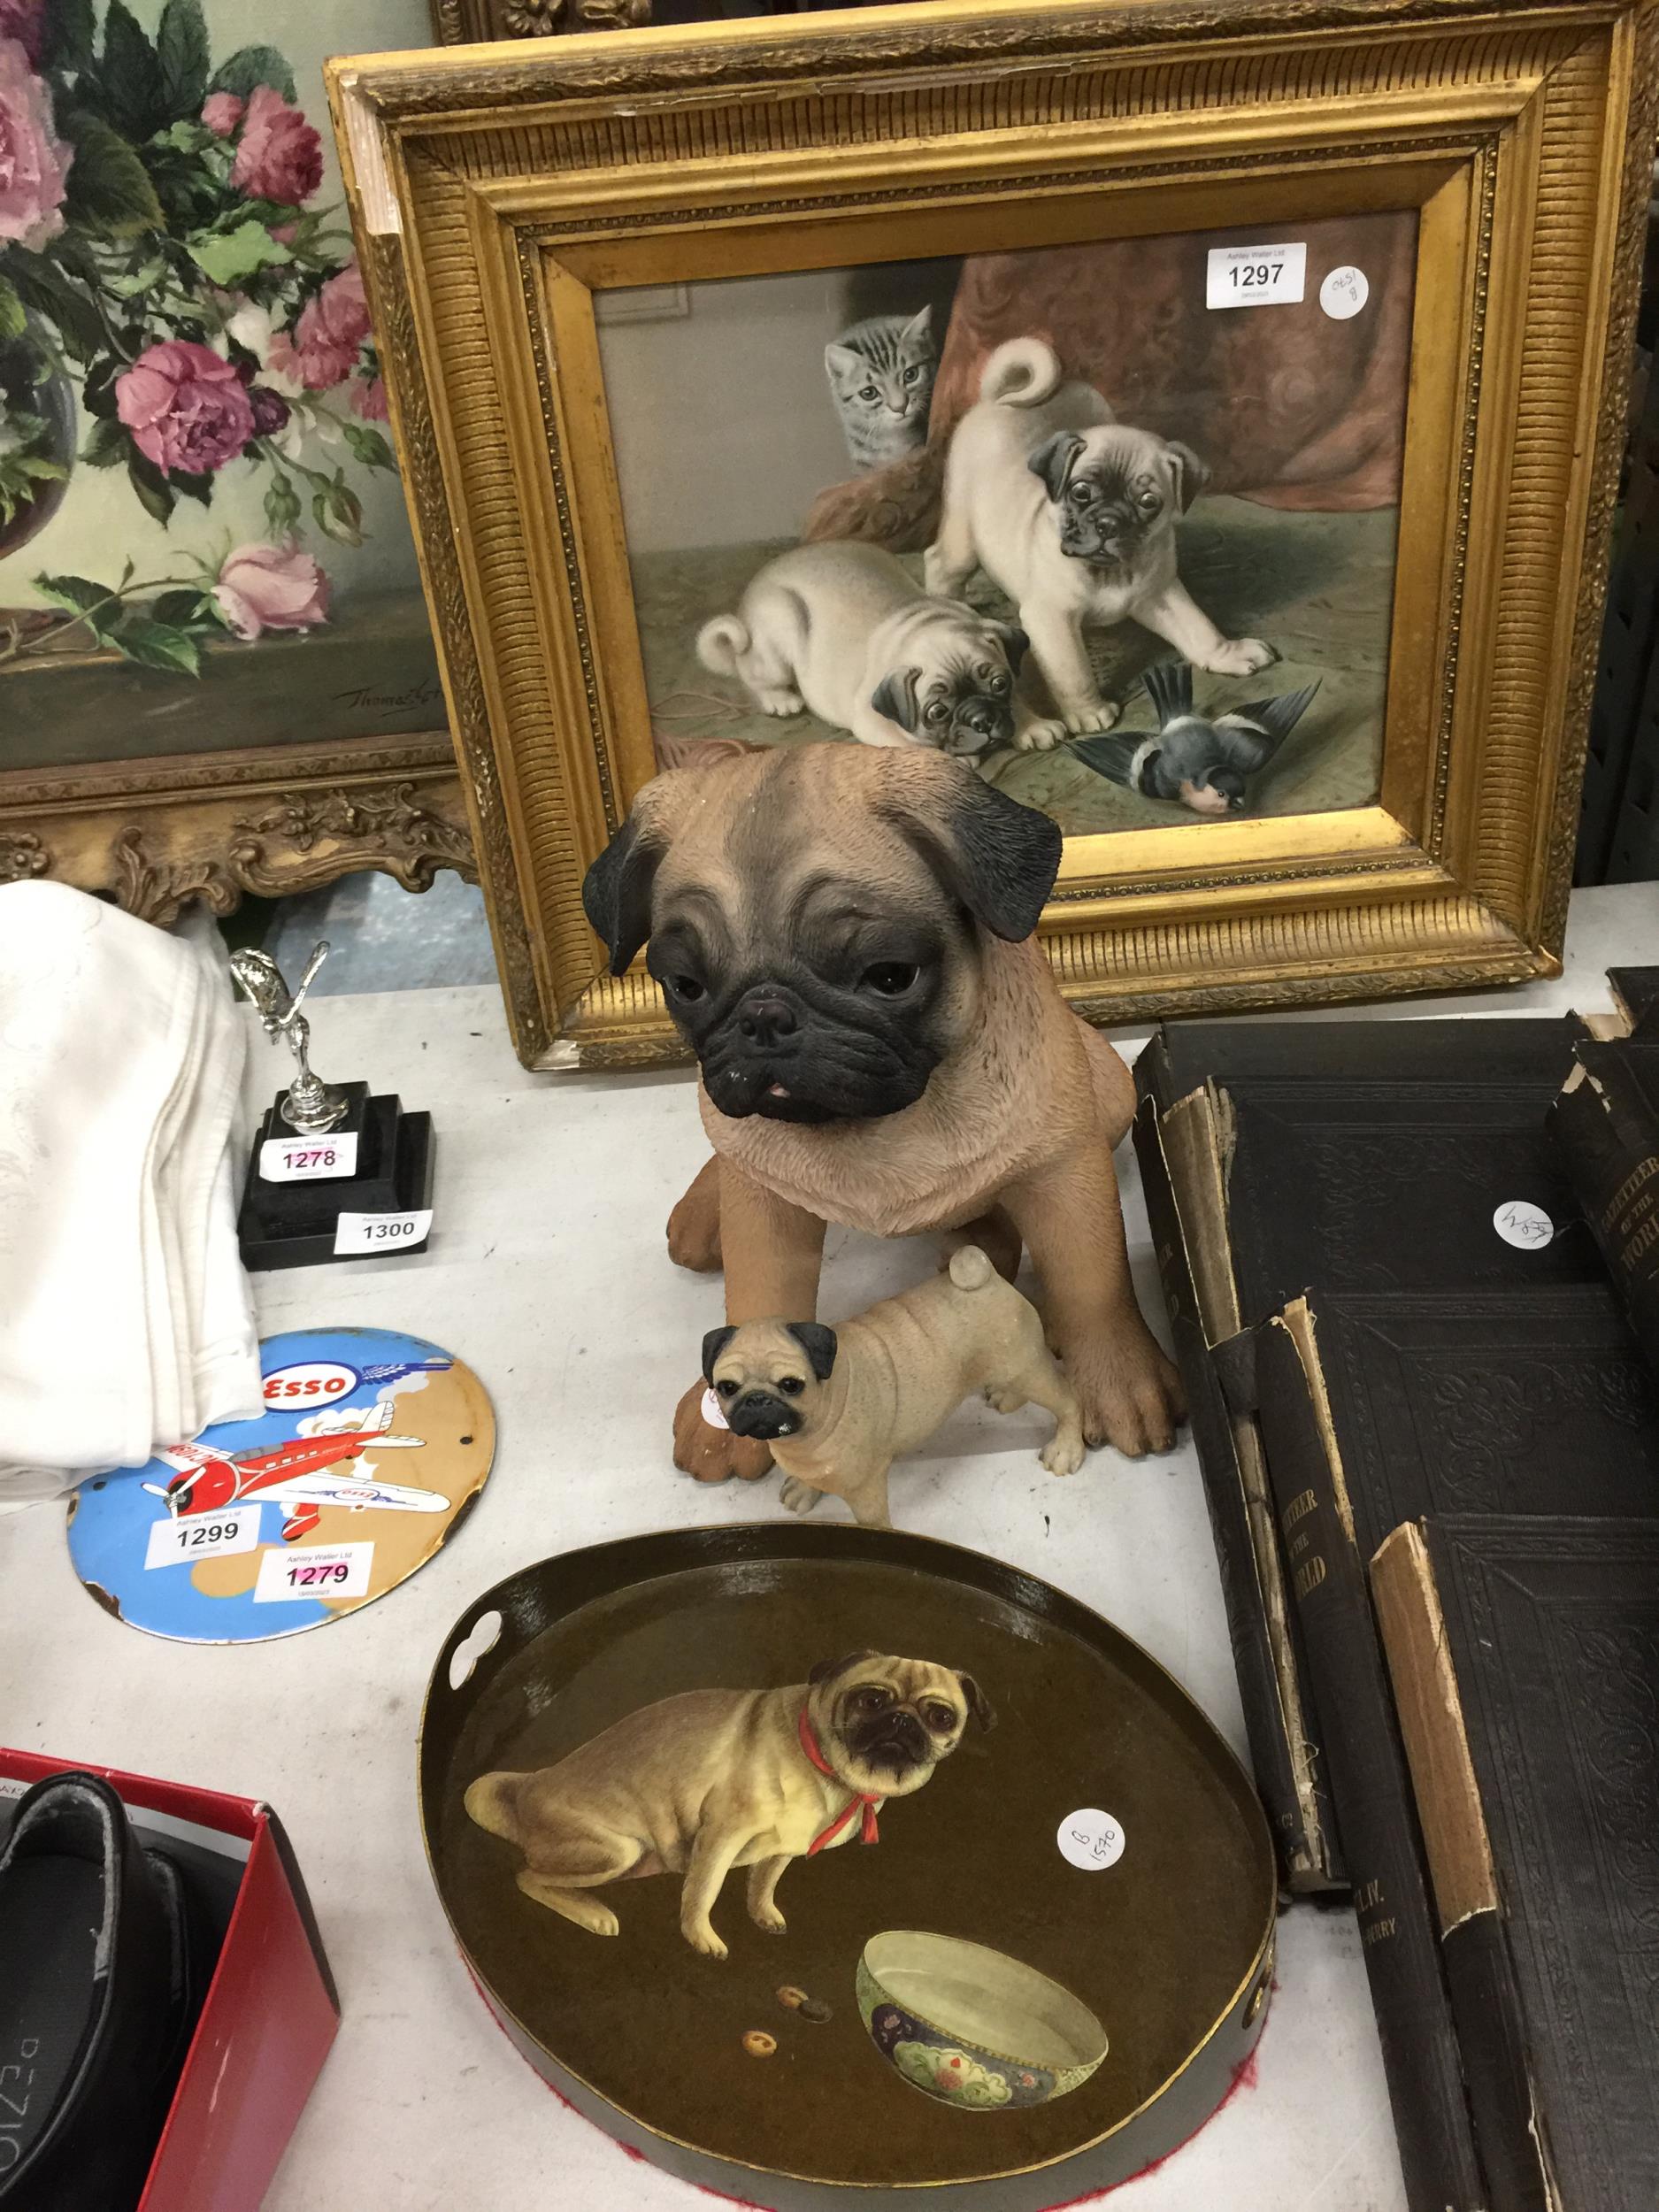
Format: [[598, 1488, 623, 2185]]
[[0, 1773, 203, 2211]]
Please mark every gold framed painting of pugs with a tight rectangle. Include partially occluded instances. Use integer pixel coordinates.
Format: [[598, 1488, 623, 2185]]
[[329, 0, 1656, 1071]]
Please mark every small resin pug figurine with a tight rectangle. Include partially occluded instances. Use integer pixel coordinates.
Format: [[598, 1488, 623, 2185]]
[[703, 1246, 1087, 1528]]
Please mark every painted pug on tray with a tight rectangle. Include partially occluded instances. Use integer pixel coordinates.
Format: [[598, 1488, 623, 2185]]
[[467, 1649, 991, 1957]]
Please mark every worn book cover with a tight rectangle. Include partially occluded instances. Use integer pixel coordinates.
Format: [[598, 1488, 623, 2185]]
[[1135, 1017, 1593, 1327], [1137, 1017, 1586, 1112], [1256, 1303, 1488, 2212], [1607, 964, 1659, 1034], [1304, 1287, 1659, 1560], [1132, 1098, 1340, 1892], [1224, 1086, 1597, 1323], [1548, 1036, 1659, 1370], [1373, 1517, 1659, 2212]]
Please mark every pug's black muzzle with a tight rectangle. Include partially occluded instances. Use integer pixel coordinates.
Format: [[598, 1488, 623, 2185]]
[[1060, 503, 1144, 568], [683, 975, 943, 1125], [848, 1708, 931, 1778], [726, 1389, 803, 1441], [947, 695, 1015, 757]]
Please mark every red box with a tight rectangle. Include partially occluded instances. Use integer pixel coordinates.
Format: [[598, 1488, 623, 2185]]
[[0, 1749, 338, 2212]]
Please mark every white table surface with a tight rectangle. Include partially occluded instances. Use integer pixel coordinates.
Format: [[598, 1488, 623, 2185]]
[[4, 879, 1655, 2212]]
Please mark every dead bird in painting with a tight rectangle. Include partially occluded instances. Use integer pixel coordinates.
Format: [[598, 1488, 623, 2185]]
[[1073, 659, 1322, 816], [465, 1650, 993, 1957]]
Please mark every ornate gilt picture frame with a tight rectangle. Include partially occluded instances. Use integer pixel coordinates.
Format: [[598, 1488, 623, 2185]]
[[329, 0, 1655, 1071]]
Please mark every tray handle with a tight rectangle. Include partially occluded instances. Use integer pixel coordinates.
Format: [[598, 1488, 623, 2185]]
[[442, 1603, 503, 1694]]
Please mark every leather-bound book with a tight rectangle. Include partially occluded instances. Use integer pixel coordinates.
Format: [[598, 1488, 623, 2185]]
[[1137, 1016, 1586, 1110], [1137, 1017, 1593, 1328], [1129, 1012, 1590, 1894], [1373, 1517, 1659, 2212], [1256, 1287, 1659, 2207], [1133, 1099, 1340, 1892], [1254, 1302, 1489, 2212], [1548, 1031, 1659, 1370], [1302, 1286, 1659, 1553], [1607, 964, 1659, 1033]]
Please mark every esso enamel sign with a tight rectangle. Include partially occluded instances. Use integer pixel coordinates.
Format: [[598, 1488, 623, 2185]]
[[262, 1362, 357, 1407]]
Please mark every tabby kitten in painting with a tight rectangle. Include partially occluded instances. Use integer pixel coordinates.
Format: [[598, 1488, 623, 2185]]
[[825, 307, 936, 471]]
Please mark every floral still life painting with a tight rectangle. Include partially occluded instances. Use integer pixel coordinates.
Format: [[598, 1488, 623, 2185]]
[[0, 0, 440, 772]]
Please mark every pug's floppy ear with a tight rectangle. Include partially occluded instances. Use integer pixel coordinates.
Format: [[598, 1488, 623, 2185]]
[[990, 621, 1030, 673], [879, 764, 1063, 942], [582, 815, 663, 977], [810, 1650, 880, 1686], [957, 1671, 997, 1732], [1164, 440, 1211, 514], [1028, 429, 1085, 503], [700, 1325, 736, 1383], [784, 1321, 838, 1379], [871, 664, 923, 734]]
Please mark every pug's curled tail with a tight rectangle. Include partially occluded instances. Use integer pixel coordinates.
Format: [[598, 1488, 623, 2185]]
[[979, 337, 1064, 409], [696, 614, 750, 677], [949, 1245, 995, 1290], [465, 1770, 526, 1841]]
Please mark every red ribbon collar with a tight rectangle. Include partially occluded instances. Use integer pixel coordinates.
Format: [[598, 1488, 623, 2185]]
[[797, 1707, 881, 1856]]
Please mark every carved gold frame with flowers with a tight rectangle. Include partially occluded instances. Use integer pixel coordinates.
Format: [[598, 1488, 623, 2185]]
[[332, 0, 1656, 1071]]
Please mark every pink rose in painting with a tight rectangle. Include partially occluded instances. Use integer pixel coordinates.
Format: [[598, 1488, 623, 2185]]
[[212, 541, 330, 641], [116, 340, 256, 475], [315, 262, 371, 348], [229, 85, 322, 205], [350, 374, 388, 422], [201, 90, 244, 137], [271, 263, 373, 391], [0, 3, 44, 65], [0, 37, 71, 249]]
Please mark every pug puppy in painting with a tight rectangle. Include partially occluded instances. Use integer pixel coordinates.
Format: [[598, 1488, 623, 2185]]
[[465, 1651, 993, 1957], [926, 336, 1274, 734], [696, 541, 1062, 757]]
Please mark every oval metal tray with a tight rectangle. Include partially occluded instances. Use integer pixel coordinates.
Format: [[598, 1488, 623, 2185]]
[[420, 1525, 1275, 2211]]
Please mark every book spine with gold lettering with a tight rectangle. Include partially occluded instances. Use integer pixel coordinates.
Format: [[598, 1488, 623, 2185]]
[[1548, 1039, 1659, 1371], [1256, 1303, 1489, 2212]]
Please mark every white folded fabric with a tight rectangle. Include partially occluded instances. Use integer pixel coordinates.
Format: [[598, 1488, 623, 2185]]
[[0, 882, 262, 1495]]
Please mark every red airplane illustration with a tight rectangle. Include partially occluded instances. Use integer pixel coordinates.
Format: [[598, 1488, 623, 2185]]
[[142, 1401, 445, 1544]]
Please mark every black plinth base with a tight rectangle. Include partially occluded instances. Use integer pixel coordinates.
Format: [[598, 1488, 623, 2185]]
[[236, 1087, 434, 1271]]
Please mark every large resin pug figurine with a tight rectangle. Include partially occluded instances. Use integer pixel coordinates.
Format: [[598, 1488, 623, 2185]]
[[580, 743, 1182, 1482]]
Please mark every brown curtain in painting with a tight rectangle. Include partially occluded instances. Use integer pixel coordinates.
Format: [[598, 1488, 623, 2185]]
[[804, 211, 1417, 550]]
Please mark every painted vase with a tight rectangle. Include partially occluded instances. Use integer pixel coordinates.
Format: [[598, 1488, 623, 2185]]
[[0, 314, 78, 560]]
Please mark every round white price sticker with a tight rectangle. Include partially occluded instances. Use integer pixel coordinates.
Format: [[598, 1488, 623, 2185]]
[[701, 1386, 730, 1431], [1493, 1200, 1555, 1250], [1057, 1808, 1125, 1870], [1319, 265, 1369, 319]]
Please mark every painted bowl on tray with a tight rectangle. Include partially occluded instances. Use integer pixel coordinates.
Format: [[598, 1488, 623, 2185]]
[[856, 1931, 1109, 2111]]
